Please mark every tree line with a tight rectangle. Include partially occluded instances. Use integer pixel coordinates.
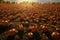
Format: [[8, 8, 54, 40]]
[[0, 0, 16, 4], [0, 0, 60, 4]]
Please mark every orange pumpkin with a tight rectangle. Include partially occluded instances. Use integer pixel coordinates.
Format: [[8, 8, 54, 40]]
[[29, 26, 38, 32], [27, 32, 33, 38], [7, 28, 18, 36], [51, 32, 60, 39]]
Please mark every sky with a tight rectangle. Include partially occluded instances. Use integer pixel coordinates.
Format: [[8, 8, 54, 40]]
[[4, 0, 60, 3]]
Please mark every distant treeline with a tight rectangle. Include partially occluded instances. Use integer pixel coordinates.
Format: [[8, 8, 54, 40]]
[[0, 0, 17, 4], [0, 0, 60, 4], [46, 2, 60, 4]]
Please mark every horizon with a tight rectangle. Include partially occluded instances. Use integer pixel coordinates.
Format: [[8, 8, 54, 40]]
[[4, 0, 60, 3]]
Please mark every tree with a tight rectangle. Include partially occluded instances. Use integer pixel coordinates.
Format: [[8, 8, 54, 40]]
[[0, 0, 3, 3], [56, 2, 60, 4], [6, 1, 10, 4], [11, 2, 16, 4]]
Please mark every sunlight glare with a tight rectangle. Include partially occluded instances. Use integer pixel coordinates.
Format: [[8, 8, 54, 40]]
[[17, 0, 37, 3]]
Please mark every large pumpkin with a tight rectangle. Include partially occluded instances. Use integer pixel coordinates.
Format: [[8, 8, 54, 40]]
[[51, 32, 60, 40], [27, 32, 33, 38], [7, 28, 18, 36], [29, 26, 38, 33]]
